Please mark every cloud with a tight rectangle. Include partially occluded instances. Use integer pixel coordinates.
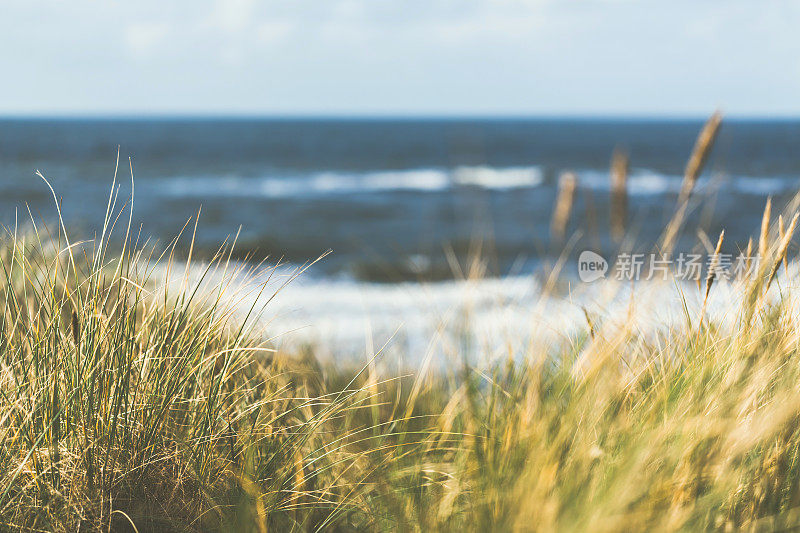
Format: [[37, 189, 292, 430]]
[[211, 0, 258, 32], [124, 22, 170, 59], [0, 0, 799, 114], [256, 21, 294, 45]]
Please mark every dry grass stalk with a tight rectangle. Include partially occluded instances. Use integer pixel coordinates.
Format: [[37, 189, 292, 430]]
[[582, 306, 595, 340], [704, 230, 725, 303], [745, 237, 754, 274], [551, 172, 577, 241], [759, 197, 772, 260], [779, 214, 788, 273], [766, 213, 798, 289], [696, 229, 725, 330], [678, 110, 723, 204], [583, 188, 600, 248], [610, 148, 628, 242], [662, 112, 723, 254], [661, 202, 688, 256]]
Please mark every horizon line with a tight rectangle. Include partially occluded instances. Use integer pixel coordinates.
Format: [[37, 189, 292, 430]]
[[0, 112, 800, 122], [2, 110, 800, 121]]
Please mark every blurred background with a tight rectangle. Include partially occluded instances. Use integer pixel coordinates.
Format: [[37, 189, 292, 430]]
[[2, 1, 800, 354], [4, 118, 800, 282]]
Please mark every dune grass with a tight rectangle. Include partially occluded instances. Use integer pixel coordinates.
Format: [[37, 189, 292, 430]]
[[8, 135, 800, 531]]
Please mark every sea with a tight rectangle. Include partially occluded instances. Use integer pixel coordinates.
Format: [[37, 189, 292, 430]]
[[2, 117, 799, 362]]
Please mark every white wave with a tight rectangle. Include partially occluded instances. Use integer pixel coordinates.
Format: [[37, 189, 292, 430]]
[[453, 166, 543, 189], [576, 169, 685, 196], [628, 171, 684, 196], [159, 167, 800, 205], [733, 176, 800, 195], [157, 260, 763, 369], [159, 166, 544, 199], [575, 169, 800, 198], [331, 169, 450, 192]]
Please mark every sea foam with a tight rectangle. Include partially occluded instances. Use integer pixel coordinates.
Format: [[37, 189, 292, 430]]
[[160, 166, 544, 198], [155, 260, 772, 370]]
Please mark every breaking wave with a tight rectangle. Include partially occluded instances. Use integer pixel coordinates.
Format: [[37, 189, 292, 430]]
[[160, 166, 544, 198]]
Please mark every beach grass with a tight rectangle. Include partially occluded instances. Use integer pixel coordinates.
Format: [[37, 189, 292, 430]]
[[7, 140, 800, 531]]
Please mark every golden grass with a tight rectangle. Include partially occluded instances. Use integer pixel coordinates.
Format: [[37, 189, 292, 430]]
[[551, 171, 578, 242], [5, 116, 800, 531], [662, 111, 723, 254], [610, 148, 628, 242]]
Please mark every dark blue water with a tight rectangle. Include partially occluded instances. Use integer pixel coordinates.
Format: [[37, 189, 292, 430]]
[[1, 118, 799, 281]]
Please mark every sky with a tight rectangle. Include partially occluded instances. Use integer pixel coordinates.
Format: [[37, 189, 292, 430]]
[[1, 0, 799, 117]]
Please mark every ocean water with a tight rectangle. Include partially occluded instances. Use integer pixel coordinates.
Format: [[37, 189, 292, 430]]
[[3, 118, 800, 357], [4, 118, 800, 281]]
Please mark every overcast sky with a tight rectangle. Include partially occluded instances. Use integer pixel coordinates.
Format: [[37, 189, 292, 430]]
[[1, 0, 799, 116]]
